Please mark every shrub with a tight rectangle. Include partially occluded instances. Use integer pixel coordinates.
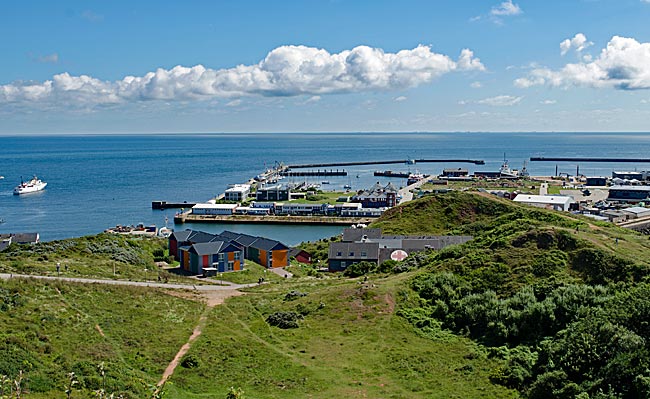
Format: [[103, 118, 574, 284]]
[[266, 311, 303, 329], [180, 354, 200, 369], [284, 291, 307, 301]]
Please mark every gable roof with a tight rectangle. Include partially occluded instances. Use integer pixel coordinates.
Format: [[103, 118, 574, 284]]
[[342, 228, 382, 242], [289, 248, 310, 258], [190, 241, 226, 256], [251, 237, 288, 251], [187, 230, 220, 244], [171, 229, 192, 242]]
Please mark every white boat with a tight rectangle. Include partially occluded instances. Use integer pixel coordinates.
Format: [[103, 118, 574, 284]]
[[13, 176, 47, 195], [498, 157, 519, 179]]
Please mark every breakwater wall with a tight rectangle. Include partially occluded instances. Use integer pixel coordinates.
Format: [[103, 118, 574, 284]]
[[530, 157, 650, 163], [287, 158, 485, 168]]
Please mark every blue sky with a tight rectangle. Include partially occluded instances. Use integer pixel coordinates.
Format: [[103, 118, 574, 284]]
[[2, 0, 650, 133]]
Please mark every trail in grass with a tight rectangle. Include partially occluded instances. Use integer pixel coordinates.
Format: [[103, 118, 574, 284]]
[[158, 289, 245, 387]]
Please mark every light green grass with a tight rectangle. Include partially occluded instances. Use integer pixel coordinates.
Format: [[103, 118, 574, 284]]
[[0, 278, 205, 398], [168, 275, 517, 398]]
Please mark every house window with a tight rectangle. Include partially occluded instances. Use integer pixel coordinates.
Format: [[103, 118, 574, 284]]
[[361, 251, 367, 257], [336, 251, 342, 256], [234, 252, 241, 260], [349, 252, 354, 256], [227, 261, 234, 271], [341, 261, 346, 268], [218, 253, 225, 262]]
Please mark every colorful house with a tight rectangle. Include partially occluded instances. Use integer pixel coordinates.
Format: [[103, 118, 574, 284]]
[[169, 229, 224, 261], [249, 237, 289, 268], [220, 231, 289, 268], [289, 248, 312, 264], [178, 241, 244, 275]]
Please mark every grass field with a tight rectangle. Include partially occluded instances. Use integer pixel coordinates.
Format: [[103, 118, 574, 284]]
[[168, 274, 517, 399], [0, 278, 205, 398]]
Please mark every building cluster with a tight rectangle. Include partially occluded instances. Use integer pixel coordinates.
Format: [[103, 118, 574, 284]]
[[169, 229, 289, 276], [189, 181, 402, 218], [328, 227, 472, 272], [0, 233, 40, 252]]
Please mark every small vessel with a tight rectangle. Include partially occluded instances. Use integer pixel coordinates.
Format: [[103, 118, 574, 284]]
[[321, 181, 330, 184], [343, 184, 352, 189], [407, 172, 426, 185], [13, 176, 47, 195], [0, 176, 4, 179], [498, 156, 519, 179]]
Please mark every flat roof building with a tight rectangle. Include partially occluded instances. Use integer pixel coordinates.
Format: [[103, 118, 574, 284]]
[[512, 194, 574, 211], [192, 203, 239, 215]]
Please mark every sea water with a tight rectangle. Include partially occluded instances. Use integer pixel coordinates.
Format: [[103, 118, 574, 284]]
[[2, 132, 650, 244]]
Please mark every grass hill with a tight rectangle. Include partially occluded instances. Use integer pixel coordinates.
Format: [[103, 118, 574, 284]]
[[4, 191, 650, 398], [371, 191, 650, 398]]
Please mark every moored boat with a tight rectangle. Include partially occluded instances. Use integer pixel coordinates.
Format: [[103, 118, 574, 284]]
[[13, 176, 47, 195]]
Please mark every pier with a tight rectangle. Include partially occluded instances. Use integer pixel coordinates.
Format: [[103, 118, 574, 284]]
[[374, 171, 410, 178], [530, 157, 650, 163], [152, 201, 197, 210], [287, 158, 485, 168], [280, 169, 347, 177]]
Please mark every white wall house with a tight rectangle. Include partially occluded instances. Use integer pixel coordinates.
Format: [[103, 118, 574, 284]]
[[513, 194, 574, 211], [192, 203, 239, 215], [224, 184, 251, 201]]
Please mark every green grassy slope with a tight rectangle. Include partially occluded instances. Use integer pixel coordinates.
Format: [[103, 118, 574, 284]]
[[372, 191, 650, 398], [169, 276, 517, 399], [0, 278, 204, 398]]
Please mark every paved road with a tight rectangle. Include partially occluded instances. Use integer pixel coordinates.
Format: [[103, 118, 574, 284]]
[[0, 273, 258, 291], [269, 267, 293, 278], [398, 175, 436, 203]]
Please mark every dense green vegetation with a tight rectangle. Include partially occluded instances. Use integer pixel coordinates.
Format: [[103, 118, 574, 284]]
[[5, 190, 650, 398], [374, 191, 650, 398]]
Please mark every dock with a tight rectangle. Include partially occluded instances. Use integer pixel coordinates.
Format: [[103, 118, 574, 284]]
[[530, 157, 650, 163], [174, 212, 373, 225], [287, 158, 485, 168], [374, 171, 410, 178], [152, 201, 197, 210], [280, 169, 347, 177]]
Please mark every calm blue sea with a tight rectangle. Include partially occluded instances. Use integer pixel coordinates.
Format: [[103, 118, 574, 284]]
[[2, 132, 650, 245]]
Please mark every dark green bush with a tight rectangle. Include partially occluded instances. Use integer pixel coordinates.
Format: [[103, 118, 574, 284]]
[[266, 311, 303, 329]]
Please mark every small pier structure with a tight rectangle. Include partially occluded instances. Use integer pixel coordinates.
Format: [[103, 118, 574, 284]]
[[280, 169, 347, 177]]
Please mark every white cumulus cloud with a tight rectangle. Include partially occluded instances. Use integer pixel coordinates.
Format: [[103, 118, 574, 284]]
[[490, 0, 523, 16], [477, 95, 523, 106], [393, 96, 407, 102], [560, 33, 593, 56], [516, 35, 650, 90], [0, 44, 485, 108]]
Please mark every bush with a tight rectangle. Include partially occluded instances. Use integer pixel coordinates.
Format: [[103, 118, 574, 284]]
[[266, 311, 303, 329], [180, 354, 200, 369], [343, 261, 376, 277], [284, 291, 307, 301]]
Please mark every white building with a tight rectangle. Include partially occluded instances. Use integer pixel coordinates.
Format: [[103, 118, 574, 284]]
[[224, 184, 251, 202], [192, 203, 239, 215], [512, 194, 574, 211], [621, 206, 650, 219]]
